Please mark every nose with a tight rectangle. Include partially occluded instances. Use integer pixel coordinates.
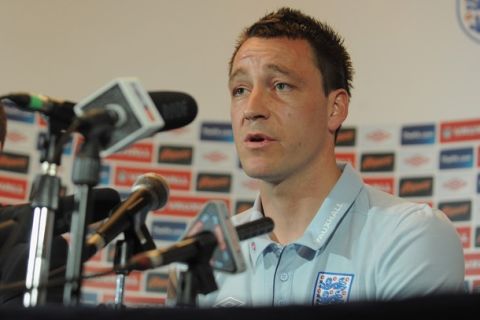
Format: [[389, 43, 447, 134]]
[[243, 88, 270, 121]]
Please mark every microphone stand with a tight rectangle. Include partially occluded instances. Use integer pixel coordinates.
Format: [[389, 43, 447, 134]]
[[23, 118, 65, 307], [112, 222, 156, 309], [63, 122, 112, 306], [112, 240, 130, 309]]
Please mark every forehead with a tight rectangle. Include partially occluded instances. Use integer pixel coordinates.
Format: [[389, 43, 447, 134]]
[[230, 37, 318, 78]]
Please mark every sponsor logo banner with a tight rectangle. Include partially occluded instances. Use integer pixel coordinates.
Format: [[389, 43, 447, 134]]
[[475, 227, 480, 248], [438, 200, 471, 222], [151, 220, 187, 242], [114, 166, 191, 191], [106, 142, 154, 163], [5, 124, 35, 150], [360, 152, 395, 172], [0, 151, 29, 173], [157, 145, 193, 165], [358, 125, 398, 149], [436, 173, 474, 197], [439, 147, 473, 169], [456, 226, 471, 249], [478, 173, 480, 193], [80, 291, 99, 305], [0, 175, 28, 200], [195, 143, 236, 168], [401, 124, 436, 145], [154, 195, 230, 218], [235, 200, 255, 215], [145, 272, 169, 293], [335, 152, 356, 168], [200, 122, 233, 142], [4, 105, 35, 124], [465, 253, 480, 276], [335, 127, 356, 147], [363, 177, 395, 195], [233, 171, 260, 197], [196, 172, 232, 193], [99, 164, 111, 186], [397, 149, 435, 172], [440, 119, 480, 143], [398, 177, 433, 197], [478, 146, 480, 168]]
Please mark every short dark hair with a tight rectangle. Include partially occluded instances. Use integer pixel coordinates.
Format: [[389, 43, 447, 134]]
[[229, 7, 354, 97], [0, 103, 6, 150]]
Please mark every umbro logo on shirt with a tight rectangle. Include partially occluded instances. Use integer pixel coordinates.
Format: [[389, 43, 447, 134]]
[[214, 297, 246, 307]]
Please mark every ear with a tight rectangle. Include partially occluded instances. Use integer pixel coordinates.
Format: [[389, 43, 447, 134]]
[[327, 89, 349, 133]]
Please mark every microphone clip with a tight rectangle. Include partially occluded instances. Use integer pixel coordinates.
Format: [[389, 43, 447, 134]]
[[175, 231, 218, 307]]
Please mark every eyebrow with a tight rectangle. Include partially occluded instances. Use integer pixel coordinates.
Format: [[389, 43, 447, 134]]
[[265, 63, 294, 77], [229, 63, 301, 86], [229, 68, 247, 86]]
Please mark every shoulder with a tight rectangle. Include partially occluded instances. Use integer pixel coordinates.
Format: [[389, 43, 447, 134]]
[[362, 185, 450, 229], [359, 187, 465, 298]]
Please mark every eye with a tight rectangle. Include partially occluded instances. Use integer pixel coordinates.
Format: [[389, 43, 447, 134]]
[[274, 82, 292, 91], [232, 87, 247, 97]]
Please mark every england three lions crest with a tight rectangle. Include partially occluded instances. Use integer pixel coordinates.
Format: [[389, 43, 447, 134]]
[[457, 0, 480, 44], [312, 272, 354, 305]]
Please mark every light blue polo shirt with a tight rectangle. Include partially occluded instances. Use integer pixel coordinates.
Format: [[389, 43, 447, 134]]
[[199, 163, 465, 307]]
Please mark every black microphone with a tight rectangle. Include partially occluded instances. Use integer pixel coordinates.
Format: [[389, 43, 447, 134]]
[[74, 91, 197, 134], [148, 91, 197, 132], [73, 78, 198, 157], [126, 217, 274, 271], [86, 173, 169, 256], [0, 93, 76, 125], [0, 87, 198, 142], [1, 91, 197, 130], [234, 217, 275, 241], [0, 187, 121, 236]]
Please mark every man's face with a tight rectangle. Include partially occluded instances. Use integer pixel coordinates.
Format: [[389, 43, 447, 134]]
[[229, 37, 339, 184]]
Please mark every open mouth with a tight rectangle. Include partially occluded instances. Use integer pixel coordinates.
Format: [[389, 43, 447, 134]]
[[245, 133, 273, 143], [249, 135, 265, 142]]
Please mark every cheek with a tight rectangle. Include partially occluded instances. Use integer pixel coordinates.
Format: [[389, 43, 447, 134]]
[[231, 105, 243, 120]]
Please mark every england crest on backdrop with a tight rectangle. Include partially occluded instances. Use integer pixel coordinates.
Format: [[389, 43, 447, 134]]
[[457, 0, 480, 44]]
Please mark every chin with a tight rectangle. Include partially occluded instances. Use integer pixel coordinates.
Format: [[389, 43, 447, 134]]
[[242, 166, 275, 181], [240, 158, 277, 178]]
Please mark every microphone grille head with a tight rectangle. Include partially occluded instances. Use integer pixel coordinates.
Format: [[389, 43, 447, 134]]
[[148, 91, 198, 131], [132, 173, 170, 210]]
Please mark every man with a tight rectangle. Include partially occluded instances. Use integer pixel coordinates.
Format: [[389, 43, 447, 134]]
[[199, 7, 464, 307]]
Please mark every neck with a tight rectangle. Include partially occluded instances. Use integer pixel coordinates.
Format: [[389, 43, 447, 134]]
[[259, 158, 342, 245]]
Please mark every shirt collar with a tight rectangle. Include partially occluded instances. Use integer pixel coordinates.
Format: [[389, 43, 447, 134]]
[[297, 162, 364, 250], [246, 197, 276, 265], [246, 163, 364, 263]]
